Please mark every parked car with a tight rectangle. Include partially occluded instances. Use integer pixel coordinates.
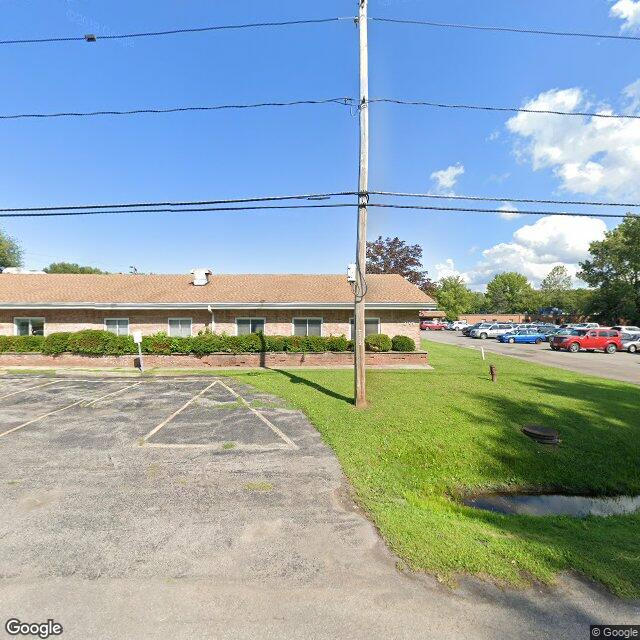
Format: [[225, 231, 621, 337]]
[[571, 322, 600, 330], [541, 327, 569, 342], [551, 328, 622, 353], [498, 329, 546, 344], [420, 320, 448, 331], [469, 323, 516, 339], [621, 334, 640, 353], [462, 322, 482, 336], [448, 320, 468, 331], [612, 326, 640, 336]]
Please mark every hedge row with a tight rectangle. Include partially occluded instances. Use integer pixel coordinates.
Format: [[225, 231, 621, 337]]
[[0, 330, 416, 356]]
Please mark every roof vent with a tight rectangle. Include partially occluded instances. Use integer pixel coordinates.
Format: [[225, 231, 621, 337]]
[[191, 268, 212, 286]]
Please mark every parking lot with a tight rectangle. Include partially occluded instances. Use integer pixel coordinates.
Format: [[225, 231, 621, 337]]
[[423, 330, 640, 385], [0, 375, 636, 639]]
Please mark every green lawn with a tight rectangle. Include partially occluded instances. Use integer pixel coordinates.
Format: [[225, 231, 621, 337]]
[[227, 340, 640, 598]]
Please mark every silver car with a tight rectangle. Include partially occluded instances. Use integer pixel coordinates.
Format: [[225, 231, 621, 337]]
[[470, 323, 516, 339], [621, 334, 640, 353]]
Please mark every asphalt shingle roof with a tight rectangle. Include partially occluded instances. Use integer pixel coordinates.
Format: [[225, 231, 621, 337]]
[[0, 273, 435, 306]]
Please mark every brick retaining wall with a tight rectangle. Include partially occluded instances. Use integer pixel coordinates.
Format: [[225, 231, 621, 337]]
[[0, 351, 429, 369]]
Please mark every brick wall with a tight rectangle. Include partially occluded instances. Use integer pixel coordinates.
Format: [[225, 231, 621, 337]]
[[459, 313, 531, 324], [0, 308, 420, 342], [0, 351, 429, 369]]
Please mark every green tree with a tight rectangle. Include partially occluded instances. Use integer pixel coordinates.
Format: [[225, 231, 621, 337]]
[[578, 216, 640, 324], [435, 276, 473, 319], [366, 236, 435, 295], [43, 262, 106, 274], [0, 228, 23, 270], [466, 291, 489, 313], [486, 272, 536, 313], [540, 265, 573, 309]]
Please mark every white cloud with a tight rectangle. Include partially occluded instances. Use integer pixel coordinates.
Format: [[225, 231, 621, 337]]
[[498, 202, 521, 220], [434, 258, 469, 282], [463, 215, 607, 288], [611, 0, 640, 31], [430, 164, 464, 195], [506, 83, 640, 199]]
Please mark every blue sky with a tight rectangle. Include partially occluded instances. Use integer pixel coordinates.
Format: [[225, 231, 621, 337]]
[[1, 0, 639, 288]]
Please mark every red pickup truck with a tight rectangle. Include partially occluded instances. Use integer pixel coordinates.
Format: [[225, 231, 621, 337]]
[[420, 320, 448, 331], [551, 328, 622, 354]]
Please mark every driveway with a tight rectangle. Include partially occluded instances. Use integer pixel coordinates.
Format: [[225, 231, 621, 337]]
[[0, 375, 637, 639], [423, 330, 640, 385]]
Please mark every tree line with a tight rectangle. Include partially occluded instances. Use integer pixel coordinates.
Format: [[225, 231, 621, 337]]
[[3, 216, 639, 323], [367, 216, 640, 324]]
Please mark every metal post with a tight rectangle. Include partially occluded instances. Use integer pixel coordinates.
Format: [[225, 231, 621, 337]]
[[354, 0, 369, 408]]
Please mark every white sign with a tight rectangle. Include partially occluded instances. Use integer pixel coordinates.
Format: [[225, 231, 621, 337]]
[[133, 330, 143, 345]]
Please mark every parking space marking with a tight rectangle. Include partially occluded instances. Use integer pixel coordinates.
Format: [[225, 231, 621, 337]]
[[0, 384, 142, 438], [217, 380, 298, 450], [81, 381, 143, 407], [0, 380, 61, 400], [143, 442, 293, 452], [141, 381, 219, 443]]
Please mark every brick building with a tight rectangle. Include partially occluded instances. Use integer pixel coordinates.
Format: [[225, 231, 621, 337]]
[[0, 271, 437, 345]]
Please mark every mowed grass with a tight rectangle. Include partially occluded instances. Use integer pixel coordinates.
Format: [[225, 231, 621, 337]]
[[228, 340, 640, 597]]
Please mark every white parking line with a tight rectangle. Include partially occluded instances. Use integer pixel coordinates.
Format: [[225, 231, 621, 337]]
[[0, 384, 142, 438], [81, 381, 143, 407], [0, 380, 60, 400], [217, 380, 298, 450], [141, 381, 219, 443]]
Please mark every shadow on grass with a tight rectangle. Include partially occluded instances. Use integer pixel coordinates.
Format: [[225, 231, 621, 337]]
[[265, 368, 354, 405]]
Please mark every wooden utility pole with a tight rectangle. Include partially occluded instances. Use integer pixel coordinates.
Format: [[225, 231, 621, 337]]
[[354, 0, 369, 408]]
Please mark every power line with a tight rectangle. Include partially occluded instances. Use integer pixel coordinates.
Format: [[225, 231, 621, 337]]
[[0, 17, 353, 46], [370, 191, 640, 209], [6, 189, 638, 215], [369, 98, 640, 120], [0, 98, 354, 121], [0, 192, 358, 213], [370, 17, 640, 43], [3, 96, 636, 122], [2, 198, 638, 219], [0, 203, 359, 219], [368, 203, 638, 219]]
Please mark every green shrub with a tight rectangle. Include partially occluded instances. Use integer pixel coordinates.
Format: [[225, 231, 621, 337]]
[[141, 332, 173, 355], [0, 335, 45, 353], [42, 332, 72, 355], [324, 335, 351, 352], [66, 330, 135, 356], [364, 333, 392, 352], [0, 330, 388, 356], [391, 335, 416, 352]]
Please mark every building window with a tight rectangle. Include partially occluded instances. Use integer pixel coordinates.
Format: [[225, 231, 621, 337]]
[[349, 318, 380, 340], [168, 318, 192, 338], [104, 318, 129, 336], [236, 318, 265, 335], [14, 317, 45, 336], [293, 318, 322, 337]]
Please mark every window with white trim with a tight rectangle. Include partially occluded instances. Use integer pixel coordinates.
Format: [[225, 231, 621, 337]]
[[168, 318, 192, 338], [349, 317, 380, 340], [104, 318, 129, 336], [236, 318, 265, 335], [14, 317, 45, 336], [293, 318, 322, 337]]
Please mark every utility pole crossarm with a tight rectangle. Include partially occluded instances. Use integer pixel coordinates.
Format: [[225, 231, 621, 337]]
[[355, 0, 369, 408]]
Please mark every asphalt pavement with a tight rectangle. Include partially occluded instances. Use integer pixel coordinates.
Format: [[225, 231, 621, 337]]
[[423, 330, 640, 385], [0, 375, 637, 639]]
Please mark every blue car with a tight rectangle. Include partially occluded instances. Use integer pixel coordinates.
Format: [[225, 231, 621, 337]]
[[498, 329, 546, 344]]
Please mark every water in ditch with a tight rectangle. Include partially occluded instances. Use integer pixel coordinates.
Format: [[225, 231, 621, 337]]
[[463, 494, 640, 517]]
